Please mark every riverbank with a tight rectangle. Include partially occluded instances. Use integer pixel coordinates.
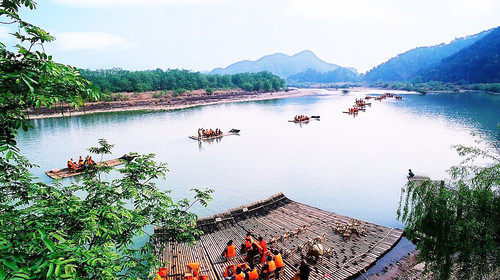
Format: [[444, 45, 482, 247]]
[[25, 88, 319, 119]]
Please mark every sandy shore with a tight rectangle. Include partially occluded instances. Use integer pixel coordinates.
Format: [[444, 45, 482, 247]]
[[26, 88, 324, 119]]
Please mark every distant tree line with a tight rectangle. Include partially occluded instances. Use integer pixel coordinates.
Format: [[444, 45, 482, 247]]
[[287, 68, 360, 84], [80, 68, 286, 93]]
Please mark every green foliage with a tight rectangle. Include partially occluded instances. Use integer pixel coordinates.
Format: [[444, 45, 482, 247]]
[[0, 1, 214, 279], [80, 69, 286, 94], [173, 88, 186, 96], [364, 29, 491, 82], [152, 91, 168, 98], [465, 83, 500, 93], [205, 87, 214, 95], [418, 27, 500, 83], [398, 144, 500, 279], [287, 68, 361, 84], [1, 139, 214, 279]]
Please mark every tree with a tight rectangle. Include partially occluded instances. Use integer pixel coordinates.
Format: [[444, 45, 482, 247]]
[[398, 143, 500, 279], [0, 1, 213, 279]]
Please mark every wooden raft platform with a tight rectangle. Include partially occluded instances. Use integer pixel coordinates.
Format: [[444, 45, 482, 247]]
[[189, 132, 240, 141], [154, 193, 404, 280], [45, 158, 125, 179]]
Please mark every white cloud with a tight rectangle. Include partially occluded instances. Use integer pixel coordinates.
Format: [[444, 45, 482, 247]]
[[55, 32, 138, 51], [284, 0, 400, 24], [0, 26, 12, 39], [50, 0, 229, 8]]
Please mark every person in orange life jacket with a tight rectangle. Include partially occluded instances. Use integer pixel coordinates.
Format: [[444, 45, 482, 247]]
[[78, 156, 84, 168], [272, 250, 284, 279], [223, 264, 236, 278], [225, 267, 244, 280], [260, 255, 276, 279], [244, 232, 254, 250], [187, 263, 200, 278], [258, 236, 268, 262], [246, 264, 259, 280], [221, 240, 236, 260], [245, 243, 260, 267], [236, 262, 249, 272]]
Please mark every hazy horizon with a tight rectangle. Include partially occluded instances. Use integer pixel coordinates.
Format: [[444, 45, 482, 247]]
[[7, 0, 499, 73]]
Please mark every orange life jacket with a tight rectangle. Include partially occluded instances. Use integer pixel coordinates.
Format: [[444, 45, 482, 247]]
[[187, 263, 200, 277], [237, 263, 249, 271], [158, 267, 168, 277], [247, 269, 259, 280], [274, 254, 284, 268], [234, 272, 245, 280], [258, 240, 267, 252], [268, 260, 276, 272], [226, 244, 236, 258]]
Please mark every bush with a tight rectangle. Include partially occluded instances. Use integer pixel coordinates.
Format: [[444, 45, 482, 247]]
[[173, 88, 186, 97]]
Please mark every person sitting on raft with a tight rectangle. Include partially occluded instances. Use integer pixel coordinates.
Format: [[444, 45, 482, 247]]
[[407, 169, 415, 179], [245, 243, 260, 267], [221, 240, 236, 261], [224, 267, 244, 280], [85, 156, 95, 166], [67, 158, 79, 172], [78, 156, 84, 168]]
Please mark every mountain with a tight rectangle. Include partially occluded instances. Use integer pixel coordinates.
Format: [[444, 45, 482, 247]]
[[287, 68, 361, 84], [210, 50, 354, 79], [417, 27, 500, 83], [364, 29, 492, 82]]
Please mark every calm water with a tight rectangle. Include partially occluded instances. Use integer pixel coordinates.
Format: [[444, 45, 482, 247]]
[[18, 89, 500, 228]]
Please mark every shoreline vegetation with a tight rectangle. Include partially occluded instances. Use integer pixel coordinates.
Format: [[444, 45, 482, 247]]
[[26, 83, 499, 120], [25, 88, 314, 119]]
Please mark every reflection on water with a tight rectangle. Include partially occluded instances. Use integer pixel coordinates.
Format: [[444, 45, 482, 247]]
[[17, 90, 500, 228]]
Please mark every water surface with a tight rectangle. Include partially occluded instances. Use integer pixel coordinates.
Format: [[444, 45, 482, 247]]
[[18, 89, 500, 228]]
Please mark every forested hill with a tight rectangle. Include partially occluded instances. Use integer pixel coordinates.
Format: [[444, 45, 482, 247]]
[[364, 29, 492, 82], [417, 27, 500, 83], [287, 68, 361, 84], [211, 50, 346, 78], [80, 69, 286, 93]]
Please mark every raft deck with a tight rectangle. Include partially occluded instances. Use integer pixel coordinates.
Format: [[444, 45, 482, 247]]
[[154, 193, 404, 280], [45, 158, 125, 179]]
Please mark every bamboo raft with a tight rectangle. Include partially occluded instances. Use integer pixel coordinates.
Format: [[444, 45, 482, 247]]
[[189, 132, 240, 141], [154, 193, 404, 280], [45, 158, 126, 179]]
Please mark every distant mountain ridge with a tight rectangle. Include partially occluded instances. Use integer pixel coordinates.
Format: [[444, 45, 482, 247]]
[[210, 50, 357, 80], [417, 26, 500, 83], [364, 29, 493, 82]]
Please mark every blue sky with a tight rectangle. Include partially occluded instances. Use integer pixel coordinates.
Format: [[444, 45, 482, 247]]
[[4, 0, 499, 73]]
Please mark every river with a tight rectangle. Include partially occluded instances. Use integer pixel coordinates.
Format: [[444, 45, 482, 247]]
[[18, 89, 500, 229]]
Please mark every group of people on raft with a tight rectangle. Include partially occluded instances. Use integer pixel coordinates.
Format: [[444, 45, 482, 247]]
[[355, 99, 369, 107], [66, 155, 95, 172], [221, 233, 286, 280], [198, 128, 223, 139], [155, 233, 311, 280], [347, 107, 360, 113], [293, 115, 309, 122]]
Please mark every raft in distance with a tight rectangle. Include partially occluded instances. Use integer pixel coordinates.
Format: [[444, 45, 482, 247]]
[[189, 129, 241, 141], [45, 155, 131, 180]]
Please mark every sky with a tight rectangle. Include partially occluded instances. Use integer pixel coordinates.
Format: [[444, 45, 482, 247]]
[[4, 0, 500, 73]]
